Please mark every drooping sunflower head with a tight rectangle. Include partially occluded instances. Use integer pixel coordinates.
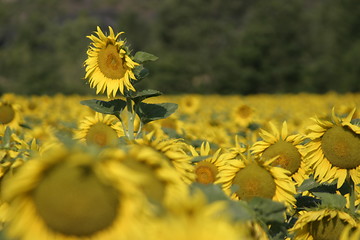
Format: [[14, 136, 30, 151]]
[[304, 108, 360, 188], [74, 112, 124, 147], [289, 208, 359, 240], [84, 26, 139, 97], [2, 145, 149, 240], [251, 121, 309, 185], [216, 153, 296, 208]]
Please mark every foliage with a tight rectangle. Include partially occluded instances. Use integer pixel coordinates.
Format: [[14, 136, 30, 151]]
[[1, 0, 360, 95]]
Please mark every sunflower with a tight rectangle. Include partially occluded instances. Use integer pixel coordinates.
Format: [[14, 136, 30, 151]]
[[215, 153, 296, 209], [251, 121, 309, 185], [122, 144, 188, 207], [84, 26, 139, 97], [231, 103, 254, 128], [74, 112, 124, 147], [188, 142, 226, 185], [304, 108, 360, 188], [289, 208, 358, 240], [134, 131, 195, 184], [146, 189, 256, 240], [178, 94, 201, 115], [340, 224, 360, 240], [2, 145, 149, 240], [0, 101, 23, 131]]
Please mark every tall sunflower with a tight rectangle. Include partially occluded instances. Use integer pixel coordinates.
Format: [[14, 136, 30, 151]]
[[304, 108, 360, 188], [289, 208, 358, 240], [188, 142, 226, 185], [84, 26, 139, 97], [74, 113, 123, 147], [215, 153, 296, 209], [2, 145, 149, 240], [251, 121, 309, 185]]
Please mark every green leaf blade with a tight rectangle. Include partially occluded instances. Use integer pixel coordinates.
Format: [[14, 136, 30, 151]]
[[134, 51, 159, 63], [80, 99, 126, 115], [135, 102, 178, 124]]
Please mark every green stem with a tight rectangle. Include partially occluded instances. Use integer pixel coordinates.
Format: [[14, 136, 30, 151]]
[[347, 173, 355, 213], [115, 114, 128, 138], [126, 97, 135, 140]]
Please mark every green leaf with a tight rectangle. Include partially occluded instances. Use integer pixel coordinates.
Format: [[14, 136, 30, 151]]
[[190, 183, 229, 202], [133, 65, 149, 81], [313, 192, 347, 208], [248, 197, 286, 224], [135, 102, 178, 124], [297, 177, 321, 192], [128, 89, 163, 103], [351, 118, 360, 126], [133, 51, 159, 63], [80, 99, 126, 115], [2, 127, 12, 148]]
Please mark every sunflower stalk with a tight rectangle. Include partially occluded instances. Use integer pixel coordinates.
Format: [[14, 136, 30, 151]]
[[347, 173, 356, 214], [126, 97, 135, 140]]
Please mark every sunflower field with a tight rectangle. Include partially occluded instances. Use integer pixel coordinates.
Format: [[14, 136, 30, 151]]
[[0, 27, 360, 240]]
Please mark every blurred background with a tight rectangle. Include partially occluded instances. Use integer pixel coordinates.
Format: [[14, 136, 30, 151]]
[[0, 0, 360, 95]]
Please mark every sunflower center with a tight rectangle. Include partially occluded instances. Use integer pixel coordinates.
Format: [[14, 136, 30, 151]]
[[98, 44, 126, 79], [321, 126, 360, 169], [232, 163, 276, 201], [194, 161, 218, 184], [123, 159, 166, 203], [32, 162, 119, 236], [309, 216, 347, 240], [86, 122, 119, 147], [262, 140, 302, 174], [0, 104, 15, 124], [236, 105, 252, 118]]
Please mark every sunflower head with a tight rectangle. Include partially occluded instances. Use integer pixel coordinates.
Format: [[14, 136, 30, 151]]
[[2, 145, 149, 239], [305, 108, 360, 188], [216, 153, 296, 208], [84, 26, 139, 97], [74, 113, 123, 147], [290, 208, 358, 240], [0, 101, 23, 131]]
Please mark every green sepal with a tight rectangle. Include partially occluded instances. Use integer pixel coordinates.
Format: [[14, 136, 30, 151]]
[[133, 51, 159, 63], [313, 192, 347, 208], [128, 89, 163, 104], [134, 102, 178, 124], [80, 99, 126, 115]]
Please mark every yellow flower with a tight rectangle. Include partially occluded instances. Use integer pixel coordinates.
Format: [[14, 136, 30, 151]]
[[84, 26, 139, 97], [0, 101, 23, 131], [231, 103, 254, 128], [251, 121, 309, 185], [134, 131, 195, 184], [289, 208, 358, 240], [122, 144, 188, 207], [178, 94, 201, 115], [74, 112, 124, 147], [188, 142, 225, 184], [340, 224, 360, 240], [146, 189, 256, 240], [216, 153, 296, 209], [304, 108, 360, 188], [2, 146, 149, 240]]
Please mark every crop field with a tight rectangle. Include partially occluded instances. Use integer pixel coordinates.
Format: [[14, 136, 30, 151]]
[[0, 92, 360, 240]]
